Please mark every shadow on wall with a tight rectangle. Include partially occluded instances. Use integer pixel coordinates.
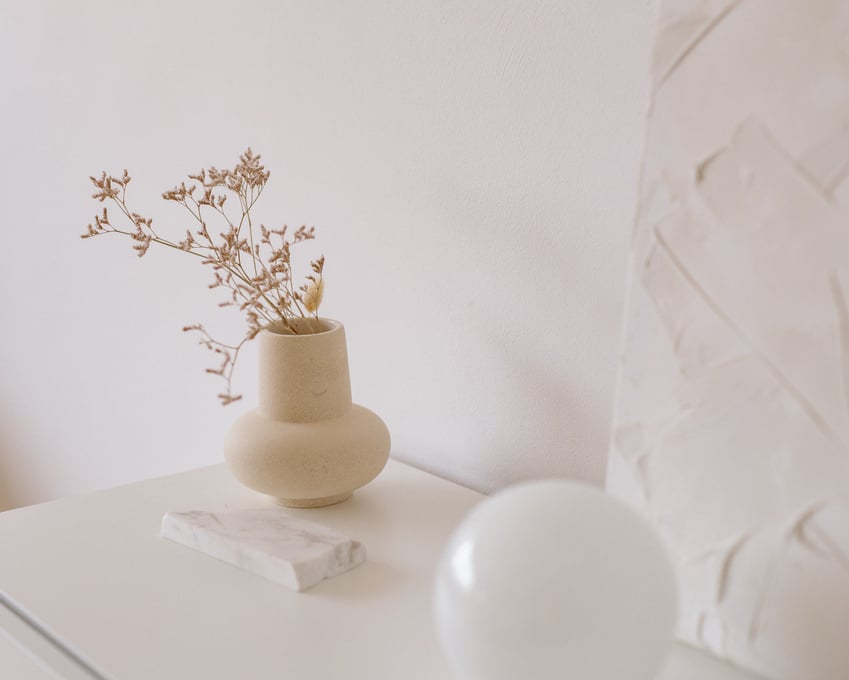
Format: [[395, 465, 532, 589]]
[[0, 415, 39, 512], [0, 451, 22, 512], [398, 289, 611, 493], [410, 168, 620, 490], [473, 313, 609, 487]]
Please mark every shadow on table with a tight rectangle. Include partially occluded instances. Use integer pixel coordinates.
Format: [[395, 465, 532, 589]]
[[289, 476, 481, 602], [313, 559, 408, 601]]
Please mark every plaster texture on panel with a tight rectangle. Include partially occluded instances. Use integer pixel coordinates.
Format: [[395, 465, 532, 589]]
[[609, 1, 849, 678]]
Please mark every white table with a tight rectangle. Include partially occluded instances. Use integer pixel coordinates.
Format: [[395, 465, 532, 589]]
[[0, 459, 760, 679]]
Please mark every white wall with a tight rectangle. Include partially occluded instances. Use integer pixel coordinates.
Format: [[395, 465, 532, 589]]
[[0, 0, 655, 510]]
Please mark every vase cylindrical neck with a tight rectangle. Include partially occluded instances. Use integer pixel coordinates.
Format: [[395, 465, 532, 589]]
[[258, 318, 352, 422]]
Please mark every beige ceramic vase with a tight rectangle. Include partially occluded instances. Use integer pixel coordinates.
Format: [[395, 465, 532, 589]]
[[224, 318, 390, 507]]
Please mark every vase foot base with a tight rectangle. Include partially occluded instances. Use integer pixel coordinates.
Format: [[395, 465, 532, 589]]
[[274, 492, 352, 508]]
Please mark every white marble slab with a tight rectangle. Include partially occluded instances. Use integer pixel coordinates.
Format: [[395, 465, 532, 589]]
[[160, 509, 366, 592]]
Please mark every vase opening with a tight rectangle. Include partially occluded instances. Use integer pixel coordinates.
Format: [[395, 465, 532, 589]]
[[265, 317, 338, 336]]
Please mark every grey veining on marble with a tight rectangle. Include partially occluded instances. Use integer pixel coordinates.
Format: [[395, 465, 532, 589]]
[[608, 2, 849, 679], [161, 509, 366, 592]]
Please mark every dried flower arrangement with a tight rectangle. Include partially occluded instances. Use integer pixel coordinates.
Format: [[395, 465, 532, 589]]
[[83, 149, 325, 405]]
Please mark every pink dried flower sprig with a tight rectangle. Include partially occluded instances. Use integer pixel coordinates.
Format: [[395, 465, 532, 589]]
[[83, 149, 325, 405]]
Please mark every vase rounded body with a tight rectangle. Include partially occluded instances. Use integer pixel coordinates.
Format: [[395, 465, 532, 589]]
[[224, 318, 390, 507]]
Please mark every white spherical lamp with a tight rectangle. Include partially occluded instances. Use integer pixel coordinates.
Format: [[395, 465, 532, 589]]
[[433, 480, 677, 680]]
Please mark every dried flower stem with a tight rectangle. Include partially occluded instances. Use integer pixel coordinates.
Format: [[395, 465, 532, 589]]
[[83, 149, 325, 405]]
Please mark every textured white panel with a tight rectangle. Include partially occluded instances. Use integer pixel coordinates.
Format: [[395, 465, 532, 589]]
[[609, 1, 849, 679]]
